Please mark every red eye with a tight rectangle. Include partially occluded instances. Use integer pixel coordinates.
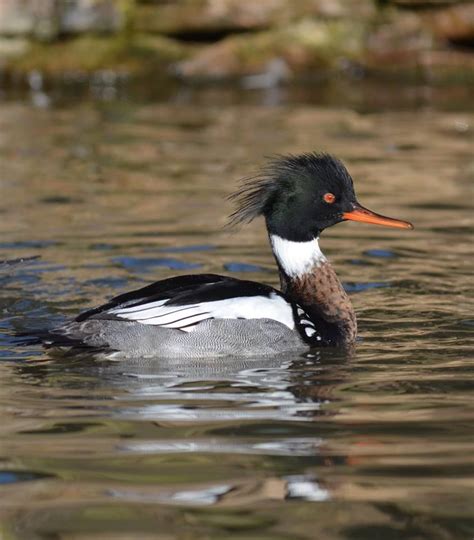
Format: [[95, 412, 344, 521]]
[[323, 193, 336, 204]]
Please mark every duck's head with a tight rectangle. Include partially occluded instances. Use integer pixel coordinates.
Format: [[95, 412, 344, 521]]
[[229, 153, 413, 241]]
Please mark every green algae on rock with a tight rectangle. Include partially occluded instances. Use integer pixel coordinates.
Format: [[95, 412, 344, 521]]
[[3, 33, 187, 77]]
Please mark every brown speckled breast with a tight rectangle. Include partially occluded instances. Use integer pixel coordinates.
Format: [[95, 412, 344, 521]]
[[281, 262, 357, 344]]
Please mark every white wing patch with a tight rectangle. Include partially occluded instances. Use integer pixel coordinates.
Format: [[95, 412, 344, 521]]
[[109, 293, 295, 332]]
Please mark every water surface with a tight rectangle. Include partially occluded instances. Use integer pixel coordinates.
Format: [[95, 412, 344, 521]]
[[0, 84, 473, 539]]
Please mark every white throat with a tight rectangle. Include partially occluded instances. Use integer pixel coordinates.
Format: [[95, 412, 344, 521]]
[[270, 235, 326, 278]]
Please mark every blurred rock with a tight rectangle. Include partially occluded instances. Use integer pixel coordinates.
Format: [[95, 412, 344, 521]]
[[60, 0, 123, 34], [135, 0, 375, 36], [365, 11, 432, 71], [0, 0, 58, 40], [0, 0, 122, 40], [422, 2, 474, 44], [174, 19, 366, 80], [388, 0, 462, 7]]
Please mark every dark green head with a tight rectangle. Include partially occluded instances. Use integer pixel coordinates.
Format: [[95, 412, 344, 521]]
[[229, 153, 413, 242]]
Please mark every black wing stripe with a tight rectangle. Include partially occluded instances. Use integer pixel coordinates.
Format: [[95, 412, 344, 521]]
[[117, 303, 196, 316], [176, 317, 214, 330], [135, 311, 211, 324], [113, 301, 167, 315]]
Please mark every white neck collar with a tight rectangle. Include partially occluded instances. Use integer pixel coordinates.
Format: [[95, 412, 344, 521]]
[[270, 235, 326, 278]]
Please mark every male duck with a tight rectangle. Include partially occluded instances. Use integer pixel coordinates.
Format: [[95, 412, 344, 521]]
[[45, 153, 412, 357]]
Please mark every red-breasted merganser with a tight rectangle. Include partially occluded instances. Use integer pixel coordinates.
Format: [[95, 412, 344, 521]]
[[45, 153, 413, 358]]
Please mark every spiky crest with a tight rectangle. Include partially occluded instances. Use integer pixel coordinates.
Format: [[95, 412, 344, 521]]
[[227, 152, 346, 227]]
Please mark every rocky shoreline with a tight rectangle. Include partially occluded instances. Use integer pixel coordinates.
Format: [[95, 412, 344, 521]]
[[0, 0, 473, 85]]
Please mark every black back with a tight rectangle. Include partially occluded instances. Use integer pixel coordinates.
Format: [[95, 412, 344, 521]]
[[76, 274, 280, 322]]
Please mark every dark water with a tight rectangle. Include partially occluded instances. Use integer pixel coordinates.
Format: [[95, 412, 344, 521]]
[[0, 82, 473, 540]]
